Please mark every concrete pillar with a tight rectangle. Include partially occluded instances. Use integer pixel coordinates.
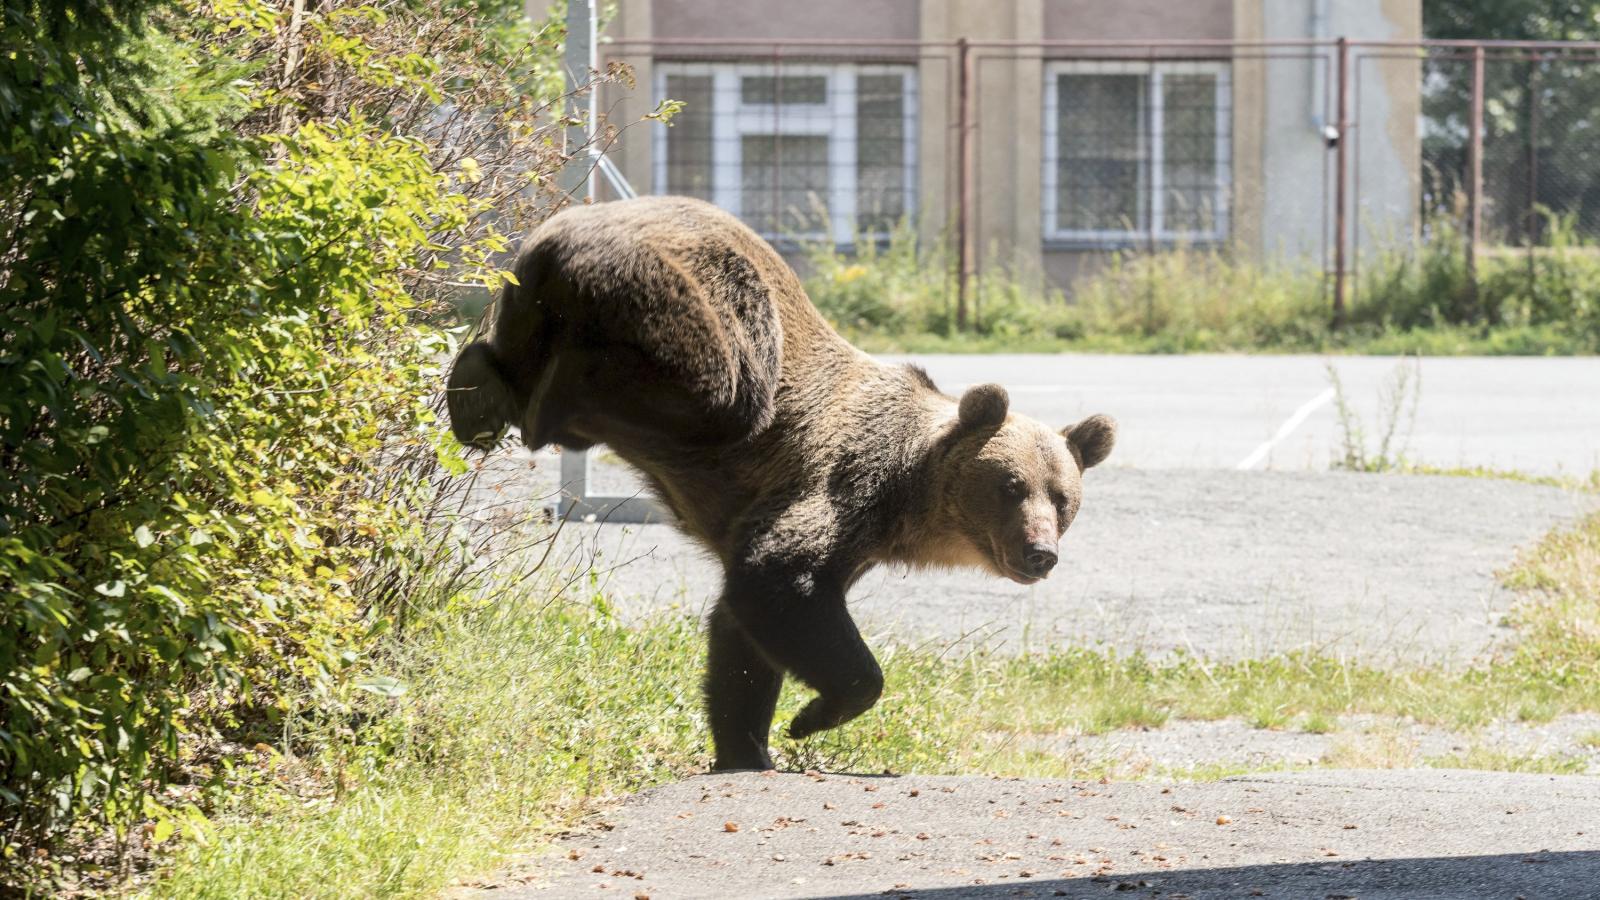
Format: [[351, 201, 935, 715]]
[[921, 0, 1045, 290], [1230, 0, 1267, 262], [602, 0, 655, 200]]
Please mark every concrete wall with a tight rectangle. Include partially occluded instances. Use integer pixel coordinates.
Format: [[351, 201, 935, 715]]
[[1042, 0, 1232, 41], [598, 0, 654, 202], [1256, 0, 1421, 268], [652, 0, 917, 41], [920, 0, 1045, 281]]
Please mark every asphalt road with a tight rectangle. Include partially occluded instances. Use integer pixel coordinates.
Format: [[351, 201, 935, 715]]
[[878, 354, 1600, 476], [495, 769, 1600, 899], [506, 354, 1600, 492]]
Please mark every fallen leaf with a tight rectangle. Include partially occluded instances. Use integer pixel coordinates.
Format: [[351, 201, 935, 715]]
[[723, 822, 740, 833]]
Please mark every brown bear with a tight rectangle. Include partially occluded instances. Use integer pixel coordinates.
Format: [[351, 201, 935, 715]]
[[447, 196, 1115, 771]]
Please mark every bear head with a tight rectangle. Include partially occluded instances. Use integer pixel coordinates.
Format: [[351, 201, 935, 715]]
[[935, 383, 1115, 585]]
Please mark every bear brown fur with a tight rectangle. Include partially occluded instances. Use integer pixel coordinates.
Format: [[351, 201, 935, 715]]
[[447, 196, 1116, 770]]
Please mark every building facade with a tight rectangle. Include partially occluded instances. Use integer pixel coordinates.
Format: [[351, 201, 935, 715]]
[[584, 0, 1422, 289]]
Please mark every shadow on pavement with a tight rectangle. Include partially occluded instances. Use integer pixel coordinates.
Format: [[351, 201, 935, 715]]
[[816, 849, 1600, 900]]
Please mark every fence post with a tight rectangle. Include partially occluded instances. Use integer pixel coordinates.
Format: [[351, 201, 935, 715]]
[[955, 36, 973, 332], [1467, 42, 1485, 299], [1332, 36, 1350, 329], [1527, 53, 1541, 248]]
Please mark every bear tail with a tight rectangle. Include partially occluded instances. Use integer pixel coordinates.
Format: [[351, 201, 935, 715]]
[[446, 340, 518, 450]]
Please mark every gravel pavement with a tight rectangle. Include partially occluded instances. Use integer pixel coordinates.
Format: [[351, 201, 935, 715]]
[[473, 458, 1590, 664], [487, 769, 1600, 899]]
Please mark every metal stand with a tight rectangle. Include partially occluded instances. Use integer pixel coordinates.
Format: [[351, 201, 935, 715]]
[[554, 448, 670, 523], [549, 0, 665, 525]]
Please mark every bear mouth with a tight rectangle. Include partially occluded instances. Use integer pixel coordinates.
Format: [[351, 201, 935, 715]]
[[988, 540, 1045, 585], [1004, 568, 1043, 585], [997, 557, 1044, 585]]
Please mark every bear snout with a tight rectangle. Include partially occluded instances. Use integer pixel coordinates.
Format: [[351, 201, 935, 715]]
[[1022, 543, 1058, 578]]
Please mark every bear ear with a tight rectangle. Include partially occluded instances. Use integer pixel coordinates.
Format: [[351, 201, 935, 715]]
[[958, 383, 1009, 430], [1063, 414, 1117, 470]]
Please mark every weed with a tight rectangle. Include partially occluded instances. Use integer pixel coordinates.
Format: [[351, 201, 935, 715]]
[[1248, 704, 1293, 731], [1301, 713, 1337, 735], [1328, 356, 1423, 472]]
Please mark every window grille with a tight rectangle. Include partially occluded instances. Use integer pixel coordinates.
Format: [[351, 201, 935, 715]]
[[653, 62, 918, 244]]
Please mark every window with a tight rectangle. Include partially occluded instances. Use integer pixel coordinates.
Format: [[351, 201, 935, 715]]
[[1042, 61, 1231, 244], [654, 62, 917, 244]]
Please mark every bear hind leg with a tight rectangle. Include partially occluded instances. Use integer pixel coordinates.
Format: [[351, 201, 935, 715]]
[[705, 605, 783, 771]]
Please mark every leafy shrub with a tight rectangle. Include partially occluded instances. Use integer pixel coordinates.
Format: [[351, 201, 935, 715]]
[[0, 0, 597, 883], [803, 221, 957, 334]]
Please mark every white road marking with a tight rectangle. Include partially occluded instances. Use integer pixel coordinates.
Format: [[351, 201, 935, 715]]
[[1235, 387, 1337, 471]]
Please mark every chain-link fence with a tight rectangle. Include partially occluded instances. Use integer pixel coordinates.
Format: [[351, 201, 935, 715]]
[[1407, 43, 1600, 253], [592, 38, 1600, 326]]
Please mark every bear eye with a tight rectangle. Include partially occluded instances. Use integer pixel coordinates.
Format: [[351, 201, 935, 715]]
[[1003, 477, 1026, 498]]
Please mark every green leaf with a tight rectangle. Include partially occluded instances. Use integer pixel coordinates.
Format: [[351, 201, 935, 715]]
[[355, 676, 407, 698]]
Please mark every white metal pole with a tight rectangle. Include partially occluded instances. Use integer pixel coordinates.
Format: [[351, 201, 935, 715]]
[[561, 0, 598, 201]]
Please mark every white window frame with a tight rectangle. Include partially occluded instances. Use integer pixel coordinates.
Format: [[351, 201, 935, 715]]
[[653, 62, 918, 245], [1042, 60, 1232, 245]]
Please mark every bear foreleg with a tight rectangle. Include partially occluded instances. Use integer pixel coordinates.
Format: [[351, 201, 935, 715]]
[[717, 570, 885, 753], [705, 605, 783, 771]]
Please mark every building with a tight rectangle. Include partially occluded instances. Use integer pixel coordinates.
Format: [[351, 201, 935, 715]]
[[585, 0, 1422, 290]]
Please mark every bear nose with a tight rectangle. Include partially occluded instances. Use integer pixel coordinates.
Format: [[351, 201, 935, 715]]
[[1024, 544, 1058, 577]]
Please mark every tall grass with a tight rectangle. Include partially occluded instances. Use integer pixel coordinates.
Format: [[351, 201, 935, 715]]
[[802, 217, 1600, 354], [146, 570, 709, 899]]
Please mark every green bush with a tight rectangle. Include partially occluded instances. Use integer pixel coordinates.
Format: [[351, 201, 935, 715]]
[[0, 0, 584, 882], [803, 217, 1600, 354], [802, 221, 957, 334]]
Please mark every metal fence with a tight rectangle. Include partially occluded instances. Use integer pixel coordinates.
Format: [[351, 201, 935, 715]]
[[590, 37, 1600, 324], [1399, 42, 1600, 270]]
